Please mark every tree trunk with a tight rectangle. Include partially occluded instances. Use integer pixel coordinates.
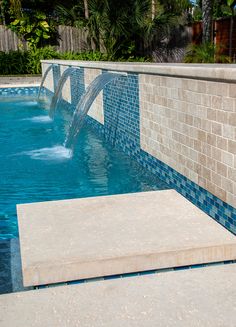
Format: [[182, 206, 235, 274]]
[[84, 0, 89, 19], [151, 0, 155, 20], [0, 1, 6, 25], [202, 0, 212, 43], [229, 10, 234, 58]]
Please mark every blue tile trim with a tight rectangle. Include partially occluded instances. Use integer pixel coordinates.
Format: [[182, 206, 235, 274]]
[[86, 115, 236, 235], [35, 260, 236, 289], [87, 70, 236, 235], [0, 86, 40, 97]]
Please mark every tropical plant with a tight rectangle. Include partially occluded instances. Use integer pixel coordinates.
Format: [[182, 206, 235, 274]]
[[55, 4, 85, 28], [184, 42, 231, 63], [9, 11, 55, 48], [202, 0, 213, 43], [226, 0, 236, 57]]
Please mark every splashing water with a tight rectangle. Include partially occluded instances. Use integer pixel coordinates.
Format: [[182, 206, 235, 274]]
[[49, 67, 80, 119], [65, 72, 125, 150], [22, 146, 72, 161], [38, 64, 58, 100], [22, 116, 52, 123]]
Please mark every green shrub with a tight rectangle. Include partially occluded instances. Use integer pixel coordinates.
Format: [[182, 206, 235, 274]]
[[0, 51, 29, 75], [27, 47, 61, 74], [0, 47, 151, 75], [184, 43, 231, 63]]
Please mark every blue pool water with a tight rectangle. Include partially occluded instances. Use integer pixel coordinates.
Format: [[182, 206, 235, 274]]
[[0, 96, 169, 293]]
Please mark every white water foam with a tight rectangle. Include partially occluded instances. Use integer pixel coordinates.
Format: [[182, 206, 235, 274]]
[[23, 146, 72, 161], [22, 116, 52, 123]]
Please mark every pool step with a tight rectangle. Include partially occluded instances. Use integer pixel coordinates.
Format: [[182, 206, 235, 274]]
[[1, 264, 236, 326], [17, 190, 236, 287]]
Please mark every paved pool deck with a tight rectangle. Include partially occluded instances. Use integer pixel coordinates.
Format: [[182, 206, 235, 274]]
[[17, 190, 236, 287], [0, 264, 236, 327], [0, 75, 41, 87]]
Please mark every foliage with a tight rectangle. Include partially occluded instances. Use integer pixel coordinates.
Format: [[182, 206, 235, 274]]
[[0, 47, 151, 75], [184, 42, 231, 63], [193, 0, 236, 21], [0, 50, 28, 74], [26, 46, 61, 73], [9, 12, 55, 48]]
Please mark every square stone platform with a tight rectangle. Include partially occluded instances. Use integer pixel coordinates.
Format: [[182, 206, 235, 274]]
[[17, 190, 236, 287], [1, 264, 236, 326]]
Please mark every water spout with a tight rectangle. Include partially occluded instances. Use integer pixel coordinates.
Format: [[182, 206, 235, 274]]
[[49, 67, 80, 120], [38, 64, 58, 100], [64, 72, 125, 151]]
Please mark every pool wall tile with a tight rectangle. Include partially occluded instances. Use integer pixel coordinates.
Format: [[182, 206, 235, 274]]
[[4, 62, 236, 235], [0, 87, 39, 97]]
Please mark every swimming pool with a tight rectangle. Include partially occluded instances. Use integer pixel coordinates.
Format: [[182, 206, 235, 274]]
[[0, 96, 169, 294]]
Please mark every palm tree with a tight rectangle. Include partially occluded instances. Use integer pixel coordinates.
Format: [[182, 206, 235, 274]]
[[83, 0, 89, 19], [227, 0, 236, 57], [9, 0, 22, 18], [202, 0, 212, 43]]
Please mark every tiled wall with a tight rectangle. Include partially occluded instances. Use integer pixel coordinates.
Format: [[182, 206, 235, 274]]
[[40, 62, 236, 234], [139, 75, 236, 209], [84, 68, 104, 124]]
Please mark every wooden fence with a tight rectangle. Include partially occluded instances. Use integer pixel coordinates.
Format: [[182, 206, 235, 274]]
[[192, 17, 236, 59], [0, 25, 90, 52]]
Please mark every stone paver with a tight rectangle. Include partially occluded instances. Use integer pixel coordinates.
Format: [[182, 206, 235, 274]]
[[17, 190, 236, 286], [0, 264, 236, 327]]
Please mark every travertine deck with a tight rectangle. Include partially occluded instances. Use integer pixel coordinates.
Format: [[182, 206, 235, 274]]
[[17, 190, 236, 287], [1, 264, 236, 327]]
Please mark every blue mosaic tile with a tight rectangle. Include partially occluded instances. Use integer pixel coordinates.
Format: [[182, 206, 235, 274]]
[[87, 71, 236, 235], [0, 86, 40, 97]]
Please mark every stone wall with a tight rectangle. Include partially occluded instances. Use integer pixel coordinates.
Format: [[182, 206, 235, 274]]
[[139, 75, 236, 209], [41, 60, 236, 234]]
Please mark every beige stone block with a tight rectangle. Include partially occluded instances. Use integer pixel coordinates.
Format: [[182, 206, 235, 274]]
[[198, 153, 207, 166], [201, 143, 212, 156], [216, 136, 228, 150], [198, 130, 207, 143], [214, 186, 227, 202], [207, 82, 229, 97], [201, 119, 212, 132], [228, 113, 236, 127], [207, 134, 217, 147], [198, 176, 207, 188], [221, 177, 234, 194], [200, 166, 212, 180], [216, 111, 228, 124], [222, 151, 234, 167], [226, 192, 236, 208], [211, 171, 222, 188], [206, 180, 216, 195], [211, 96, 222, 110], [229, 83, 236, 97], [212, 147, 222, 162], [193, 117, 202, 129], [228, 140, 236, 155], [207, 109, 217, 122], [206, 157, 216, 171], [228, 167, 236, 182], [223, 125, 235, 139], [222, 97, 235, 112], [216, 161, 228, 178], [201, 94, 211, 107], [212, 122, 222, 136]]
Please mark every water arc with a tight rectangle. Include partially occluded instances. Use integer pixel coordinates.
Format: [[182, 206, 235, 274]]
[[64, 72, 125, 151], [49, 67, 80, 120], [37, 64, 58, 100]]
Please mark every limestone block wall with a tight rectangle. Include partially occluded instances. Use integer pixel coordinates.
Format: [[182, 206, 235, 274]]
[[60, 65, 72, 104], [42, 63, 54, 93], [139, 75, 236, 209], [84, 68, 104, 125], [41, 60, 236, 233]]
